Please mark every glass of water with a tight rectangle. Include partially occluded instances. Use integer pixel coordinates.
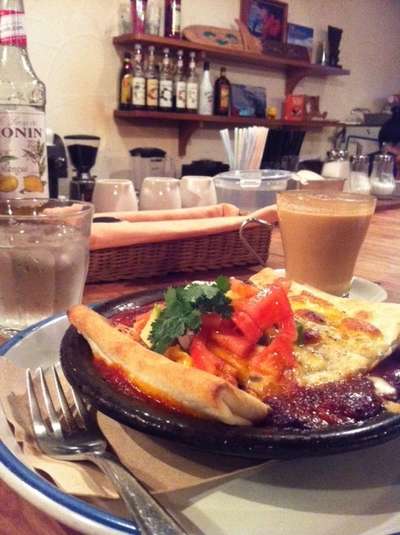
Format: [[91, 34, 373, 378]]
[[0, 198, 93, 337]]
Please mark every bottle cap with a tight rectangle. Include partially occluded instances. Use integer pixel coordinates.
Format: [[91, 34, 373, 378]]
[[204, 61, 210, 70]]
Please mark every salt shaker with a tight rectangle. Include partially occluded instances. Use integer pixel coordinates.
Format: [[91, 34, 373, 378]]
[[322, 149, 351, 180], [348, 154, 371, 194], [370, 154, 396, 197]]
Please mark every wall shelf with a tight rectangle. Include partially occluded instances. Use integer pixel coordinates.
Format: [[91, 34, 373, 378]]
[[113, 33, 350, 95], [114, 110, 342, 156]]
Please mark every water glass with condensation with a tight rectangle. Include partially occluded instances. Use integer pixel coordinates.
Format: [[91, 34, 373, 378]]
[[0, 198, 93, 337]]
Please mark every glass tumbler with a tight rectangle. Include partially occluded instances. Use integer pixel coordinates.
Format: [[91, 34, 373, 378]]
[[277, 191, 376, 296], [0, 198, 93, 336]]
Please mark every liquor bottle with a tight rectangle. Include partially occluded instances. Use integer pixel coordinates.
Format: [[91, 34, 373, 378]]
[[131, 43, 145, 109], [164, 0, 181, 39], [198, 61, 213, 115], [118, 52, 133, 111], [145, 45, 158, 110], [174, 49, 186, 112], [186, 52, 199, 113], [159, 47, 173, 111], [0, 0, 48, 198], [214, 67, 231, 116]]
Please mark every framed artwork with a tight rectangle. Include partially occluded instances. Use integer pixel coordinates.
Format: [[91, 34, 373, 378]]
[[240, 0, 288, 44]]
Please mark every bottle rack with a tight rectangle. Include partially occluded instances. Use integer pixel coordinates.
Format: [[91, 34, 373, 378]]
[[113, 33, 350, 156]]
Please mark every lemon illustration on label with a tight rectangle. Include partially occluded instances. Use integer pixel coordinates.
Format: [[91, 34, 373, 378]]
[[23, 175, 44, 193], [0, 175, 18, 192]]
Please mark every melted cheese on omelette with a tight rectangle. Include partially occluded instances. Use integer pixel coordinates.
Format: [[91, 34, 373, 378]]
[[250, 269, 400, 386]]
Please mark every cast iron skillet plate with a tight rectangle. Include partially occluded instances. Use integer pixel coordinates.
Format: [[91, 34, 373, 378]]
[[60, 289, 400, 460]]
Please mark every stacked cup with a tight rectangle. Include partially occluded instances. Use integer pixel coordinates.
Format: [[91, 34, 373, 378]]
[[139, 176, 217, 210]]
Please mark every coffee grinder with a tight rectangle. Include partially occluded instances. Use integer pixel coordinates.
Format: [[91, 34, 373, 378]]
[[64, 135, 100, 201]]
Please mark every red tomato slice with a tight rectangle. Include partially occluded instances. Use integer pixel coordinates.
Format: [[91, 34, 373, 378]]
[[210, 332, 254, 358], [201, 313, 235, 333], [278, 316, 297, 342], [250, 335, 296, 371], [190, 336, 238, 385], [235, 285, 293, 330], [229, 277, 258, 299], [232, 310, 262, 344], [190, 336, 219, 374]]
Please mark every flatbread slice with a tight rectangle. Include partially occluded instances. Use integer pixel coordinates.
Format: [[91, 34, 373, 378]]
[[68, 305, 269, 426], [250, 268, 400, 386]]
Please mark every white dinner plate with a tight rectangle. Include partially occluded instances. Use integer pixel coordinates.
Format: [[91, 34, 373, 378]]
[[1, 313, 400, 535], [274, 269, 388, 302]]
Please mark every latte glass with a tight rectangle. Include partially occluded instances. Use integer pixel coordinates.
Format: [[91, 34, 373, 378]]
[[277, 191, 376, 296]]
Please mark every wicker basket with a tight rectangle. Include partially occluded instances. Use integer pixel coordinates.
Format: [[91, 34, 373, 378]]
[[87, 224, 271, 283]]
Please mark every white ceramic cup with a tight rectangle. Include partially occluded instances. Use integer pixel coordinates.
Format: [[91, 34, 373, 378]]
[[92, 179, 138, 213], [139, 177, 182, 210], [180, 175, 217, 208]]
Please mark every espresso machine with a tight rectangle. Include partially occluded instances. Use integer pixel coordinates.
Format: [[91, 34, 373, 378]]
[[64, 135, 100, 201]]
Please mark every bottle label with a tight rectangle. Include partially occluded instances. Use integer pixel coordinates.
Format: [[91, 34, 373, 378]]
[[220, 85, 230, 110], [159, 80, 173, 108], [146, 78, 159, 107], [186, 82, 198, 110], [0, 108, 48, 198], [132, 77, 145, 106], [175, 81, 186, 109], [0, 10, 27, 47], [120, 74, 132, 105]]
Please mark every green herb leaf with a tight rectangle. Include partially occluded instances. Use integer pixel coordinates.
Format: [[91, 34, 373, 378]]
[[296, 321, 305, 345], [149, 278, 232, 353]]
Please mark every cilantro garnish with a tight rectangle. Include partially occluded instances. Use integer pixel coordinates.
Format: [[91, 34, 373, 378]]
[[295, 321, 305, 345], [149, 277, 232, 353]]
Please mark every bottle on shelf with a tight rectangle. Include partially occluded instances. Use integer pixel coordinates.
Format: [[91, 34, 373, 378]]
[[159, 47, 173, 111], [0, 0, 48, 198], [214, 67, 231, 116], [145, 45, 159, 110], [198, 61, 213, 115], [131, 43, 146, 109], [186, 51, 199, 113], [118, 51, 133, 111], [164, 0, 181, 39], [174, 49, 186, 112]]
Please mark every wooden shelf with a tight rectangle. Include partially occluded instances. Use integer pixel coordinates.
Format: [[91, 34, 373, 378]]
[[113, 33, 350, 95], [114, 110, 342, 156]]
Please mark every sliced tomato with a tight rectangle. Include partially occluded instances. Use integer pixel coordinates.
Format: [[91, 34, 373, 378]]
[[232, 310, 262, 344], [278, 315, 297, 342], [190, 336, 238, 385], [210, 332, 254, 358], [250, 334, 296, 371], [190, 336, 219, 375], [201, 313, 234, 333], [229, 277, 258, 299], [234, 284, 293, 330]]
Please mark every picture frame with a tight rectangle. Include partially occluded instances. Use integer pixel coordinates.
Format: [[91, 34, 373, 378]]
[[240, 0, 288, 44]]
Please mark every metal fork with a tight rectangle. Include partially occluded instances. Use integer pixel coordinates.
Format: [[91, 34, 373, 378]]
[[26, 365, 186, 535]]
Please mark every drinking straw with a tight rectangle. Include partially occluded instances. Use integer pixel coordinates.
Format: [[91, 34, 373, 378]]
[[219, 129, 234, 168], [220, 126, 269, 170]]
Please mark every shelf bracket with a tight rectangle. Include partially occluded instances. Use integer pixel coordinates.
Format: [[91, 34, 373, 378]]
[[285, 68, 312, 95], [178, 122, 198, 156]]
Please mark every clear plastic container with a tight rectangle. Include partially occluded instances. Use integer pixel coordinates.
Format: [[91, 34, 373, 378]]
[[214, 170, 292, 211]]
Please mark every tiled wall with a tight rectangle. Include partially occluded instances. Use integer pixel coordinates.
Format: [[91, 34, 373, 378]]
[[25, 0, 400, 180]]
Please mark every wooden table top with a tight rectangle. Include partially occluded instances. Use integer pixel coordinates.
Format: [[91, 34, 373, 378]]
[[0, 206, 399, 534]]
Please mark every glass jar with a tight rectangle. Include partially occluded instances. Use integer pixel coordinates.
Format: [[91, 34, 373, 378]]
[[322, 149, 351, 180], [348, 154, 370, 194], [370, 154, 395, 197]]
